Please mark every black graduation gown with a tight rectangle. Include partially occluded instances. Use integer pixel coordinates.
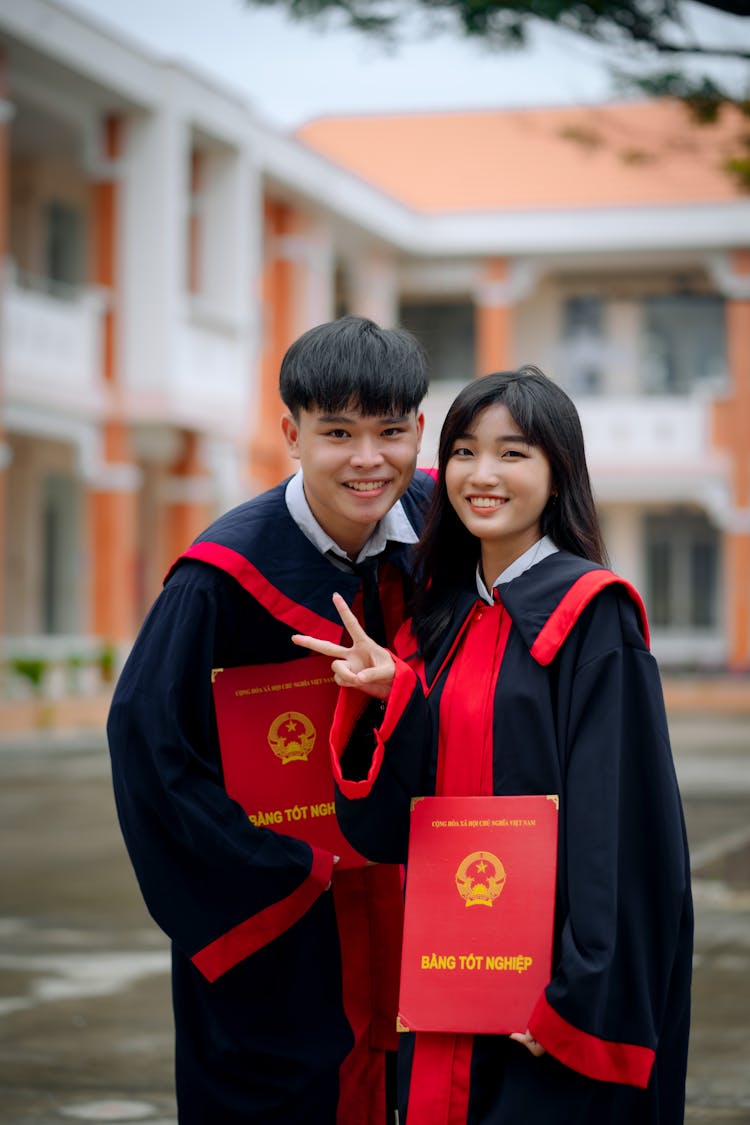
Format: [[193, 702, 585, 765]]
[[106, 472, 432, 1125], [331, 551, 693, 1125]]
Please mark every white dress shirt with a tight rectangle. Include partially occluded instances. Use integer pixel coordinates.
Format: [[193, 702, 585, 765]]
[[475, 535, 559, 604], [285, 470, 418, 568]]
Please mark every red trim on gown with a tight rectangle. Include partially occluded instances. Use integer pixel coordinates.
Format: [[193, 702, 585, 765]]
[[531, 571, 649, 664], [191, 846, 334, 981], [407, 597, 512, 1125], [528, 993, 655, 1088], [174, 541, 344, 642]]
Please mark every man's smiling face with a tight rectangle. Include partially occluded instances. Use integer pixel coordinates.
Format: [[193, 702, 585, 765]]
[[281, 404, 424, 559]]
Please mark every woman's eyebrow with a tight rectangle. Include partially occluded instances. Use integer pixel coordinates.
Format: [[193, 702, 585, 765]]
[[453, 432, 526, 442]]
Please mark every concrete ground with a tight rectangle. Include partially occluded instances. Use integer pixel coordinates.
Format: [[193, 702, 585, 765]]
[[0, 713, 749, 1124]]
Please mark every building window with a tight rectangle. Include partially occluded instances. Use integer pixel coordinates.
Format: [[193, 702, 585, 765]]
[[41, 473, 79, 634], [642, 294, 726, 395], [399, 301, 474, 382], [334, 262, 350, 320], [645, 510, 719, 631], [690, 540, 718, 629], [561, 295, 604, 394], [187, 148, 205, 295], [45, 201, 83, 290]]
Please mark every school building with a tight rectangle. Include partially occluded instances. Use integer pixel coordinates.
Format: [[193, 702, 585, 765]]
[[1, 0, 749, 723]]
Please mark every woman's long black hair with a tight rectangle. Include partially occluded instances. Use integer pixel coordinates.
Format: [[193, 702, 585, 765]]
[[411, 366, 608, 661]]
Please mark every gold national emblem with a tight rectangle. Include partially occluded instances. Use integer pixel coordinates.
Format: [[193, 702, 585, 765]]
[[267, 711, 316, 764], [455, 851, 507, 908]]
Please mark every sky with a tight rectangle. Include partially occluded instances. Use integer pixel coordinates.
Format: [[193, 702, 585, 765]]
[[61, 0, 749, 132]]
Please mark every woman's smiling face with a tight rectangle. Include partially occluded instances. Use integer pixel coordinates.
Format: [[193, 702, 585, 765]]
[[444, 401, 553, 584]]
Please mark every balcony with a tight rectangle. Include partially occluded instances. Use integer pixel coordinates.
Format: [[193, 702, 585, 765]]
[[171, 302, 250, 437], [578, 396, 725, 504], [2, 264, 106, 415]]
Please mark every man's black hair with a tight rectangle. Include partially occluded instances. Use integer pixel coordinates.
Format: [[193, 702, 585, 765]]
[[279, 315, 428, 417]]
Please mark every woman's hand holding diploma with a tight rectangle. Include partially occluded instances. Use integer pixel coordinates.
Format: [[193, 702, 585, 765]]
[[509, 1030, 546, 1057], [291, 592, 396, 701]]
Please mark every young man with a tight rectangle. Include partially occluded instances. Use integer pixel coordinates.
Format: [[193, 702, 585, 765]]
[[107, 316, 431, 1124]]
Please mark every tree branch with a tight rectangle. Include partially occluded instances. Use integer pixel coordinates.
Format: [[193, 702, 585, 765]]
[[690, 0, 750, 14]]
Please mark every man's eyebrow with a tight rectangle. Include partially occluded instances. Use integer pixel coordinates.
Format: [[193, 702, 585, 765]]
[[316, 413, 410, 423]]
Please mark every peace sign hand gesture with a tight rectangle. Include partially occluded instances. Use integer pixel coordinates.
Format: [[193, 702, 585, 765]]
[[291, 593, 395, 701]]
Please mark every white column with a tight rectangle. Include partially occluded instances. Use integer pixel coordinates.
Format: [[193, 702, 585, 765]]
[[119, 99, 190, 396], [603, 503, 643, 590], [301, 215, 335, 328], [201, 146, 255, 323], [606, 300, 641, 395], [349, 249, 399, 327]]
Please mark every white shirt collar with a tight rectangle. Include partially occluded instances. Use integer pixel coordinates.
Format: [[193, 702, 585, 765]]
[[476, 535, 559, 604], [285, 470, 418, 565]]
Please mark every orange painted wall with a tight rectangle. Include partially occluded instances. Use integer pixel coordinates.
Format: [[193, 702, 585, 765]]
[[91, 115, 120, 387], [187, 148, 204, 295], [475, 259, 512, 376], [87, 421, 138, 641], [162, 430, 212, 575], [250, 199, 299, 490], [0, 51, 8, 640], [711, 248, 750, 669], [88, 115, 139, 642], [726, 535, 750, 672]]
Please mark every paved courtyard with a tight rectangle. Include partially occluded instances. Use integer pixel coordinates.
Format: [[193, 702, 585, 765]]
[[1, 712, 749, 1123]]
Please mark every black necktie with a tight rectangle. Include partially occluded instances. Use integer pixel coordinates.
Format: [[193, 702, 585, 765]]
[[352, 556, 387, 646]]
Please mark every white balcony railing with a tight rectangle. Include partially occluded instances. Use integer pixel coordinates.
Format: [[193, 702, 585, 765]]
[[579, 396, 708, 467], [578, 396, 728, 505], [2, 264, 106, 411], [172, 305, 249, 435]]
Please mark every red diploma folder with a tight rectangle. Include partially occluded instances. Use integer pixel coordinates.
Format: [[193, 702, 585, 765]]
[[212, 654, 366, 868], [398, 794, 558, 1033]]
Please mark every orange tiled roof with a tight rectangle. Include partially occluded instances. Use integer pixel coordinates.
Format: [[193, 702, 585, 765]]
[[296, 100, 746, 213]]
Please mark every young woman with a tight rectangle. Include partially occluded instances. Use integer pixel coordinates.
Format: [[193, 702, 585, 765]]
[[294, 367, 693, 1125]]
